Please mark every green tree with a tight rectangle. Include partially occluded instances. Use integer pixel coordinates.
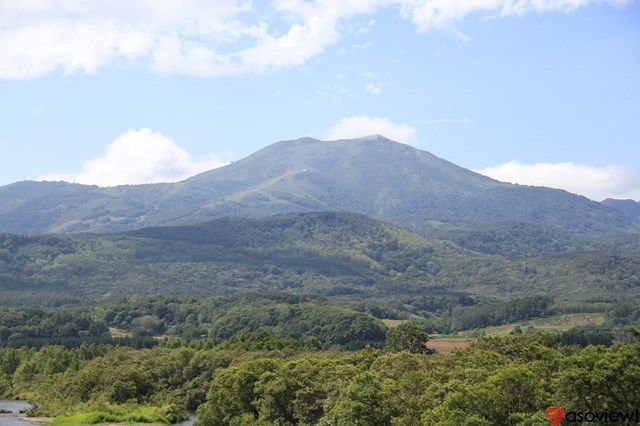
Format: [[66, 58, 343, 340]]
[[322, 372, 390, 425], [196, 359, 281, 425], [555, 344, 640, 412], [384, 322, 431, 354]]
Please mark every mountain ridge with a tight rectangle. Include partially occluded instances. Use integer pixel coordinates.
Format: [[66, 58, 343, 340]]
[[0, 135, 636, 235], [602, 198, 640, 221]]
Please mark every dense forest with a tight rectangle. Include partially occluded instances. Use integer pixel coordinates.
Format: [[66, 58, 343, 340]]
[[1, 291, 637, 423], [1, 213, 639, 306], [2, 292, 638, 352], [1, 331, 638, 425]]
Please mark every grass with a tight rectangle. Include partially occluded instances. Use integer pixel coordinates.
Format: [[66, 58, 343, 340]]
[[425, 338, 469, 353], [386, 313, 603, 353], [381, 319, 406, 328], [50, 404, 185, 426], [460, 313, 605, 337]]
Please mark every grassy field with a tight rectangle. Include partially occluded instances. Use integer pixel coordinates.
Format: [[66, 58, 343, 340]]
[[382, 313, 604, 354], [381, 319, 406, 328], [49, 404, 183, 426], [425, 338, 469, 353], [461, 313, 605, 337]]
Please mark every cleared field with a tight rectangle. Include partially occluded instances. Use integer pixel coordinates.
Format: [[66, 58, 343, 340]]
[[464, 313, 605, 337], [426, 338, 469, 353], [381, 319, 406, 328]]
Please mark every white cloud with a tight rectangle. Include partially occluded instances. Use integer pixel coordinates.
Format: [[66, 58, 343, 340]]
[[0, 0, 628, 79], [364, 83, 382, 95], [40, 128, 226, 186], [477, 161, 640, 201], [326, 115, 417, 144], [399, 0, 630, 32]]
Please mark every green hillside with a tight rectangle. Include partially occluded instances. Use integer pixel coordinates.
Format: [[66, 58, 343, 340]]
[[1, 212, 638, 305], [603, 198, 640, 220], [0, 136, 636, 237], [427, 221, 640, 258]]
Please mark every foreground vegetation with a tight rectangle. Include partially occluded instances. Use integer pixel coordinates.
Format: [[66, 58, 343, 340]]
[[0, 330, 638, 425]]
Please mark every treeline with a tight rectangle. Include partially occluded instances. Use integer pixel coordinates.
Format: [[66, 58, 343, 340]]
[[0, 336, 157, 350], [3, 294, 638, 351], [373, 295, 554, 334], [0, 294, 389, 350], [0, 307, 158, 349], [449, 296, 553, 331], [558, 325, 614, 346], [607, 300, 640, 325], [0, 333, 637, 425], [0, 308, 109, 347], [101, 293, 388, 350]]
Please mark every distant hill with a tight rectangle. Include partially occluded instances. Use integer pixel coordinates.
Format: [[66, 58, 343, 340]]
[[0, 136, 636, 235], [1, 212, 638, 304], [424, 221, 640, 258], [602, 198, 640, 221]]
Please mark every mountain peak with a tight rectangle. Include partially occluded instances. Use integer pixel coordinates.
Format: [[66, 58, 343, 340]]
[[275, 134, 400, 147], [331, 134, 394, 142], [0, 136, 637, 234]]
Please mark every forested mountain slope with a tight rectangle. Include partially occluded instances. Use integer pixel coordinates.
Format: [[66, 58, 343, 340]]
[[603, 198, 640, 221], [0, 136, 636, 236], [1, 212, 638, 304]]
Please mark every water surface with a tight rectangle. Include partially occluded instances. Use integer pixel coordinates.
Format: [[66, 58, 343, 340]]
[[0, 400, 38, 425], [0, 400, 32, 413]]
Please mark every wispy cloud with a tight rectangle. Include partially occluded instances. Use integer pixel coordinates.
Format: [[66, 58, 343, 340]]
[[40, 128, 227, 186], [0, 0, 628, 80], [364, 83, 382, 95], [417, 118, 472, 125], [477, 161, 640, 201], [325, 115, 417, 144]]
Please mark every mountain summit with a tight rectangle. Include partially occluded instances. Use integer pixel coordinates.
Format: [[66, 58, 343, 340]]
[[0, 136, 635, 234]]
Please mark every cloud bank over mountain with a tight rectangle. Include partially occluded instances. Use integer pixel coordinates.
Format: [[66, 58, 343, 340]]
[[325, 116, 417, 144], [478, 161, 640, 201], [40, 128, 226, 187]]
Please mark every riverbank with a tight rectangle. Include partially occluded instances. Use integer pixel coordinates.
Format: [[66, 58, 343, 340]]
[[0, 399, 51, 425]]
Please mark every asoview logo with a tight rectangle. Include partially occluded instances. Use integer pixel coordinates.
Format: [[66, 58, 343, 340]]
[[546, 406, 565, 426], [546, 405, 640, 424]]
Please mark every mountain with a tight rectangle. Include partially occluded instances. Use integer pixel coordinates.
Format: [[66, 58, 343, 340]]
[[1, 212, 639, 305], [602, 198, 640, 221], [0, 136, 637, 235]]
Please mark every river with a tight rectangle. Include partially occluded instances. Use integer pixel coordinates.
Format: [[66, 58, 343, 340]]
[[0, 400, 41, 425]]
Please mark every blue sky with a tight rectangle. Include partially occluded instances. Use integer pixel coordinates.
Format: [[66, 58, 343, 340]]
[[0, 0, 638, 200]]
